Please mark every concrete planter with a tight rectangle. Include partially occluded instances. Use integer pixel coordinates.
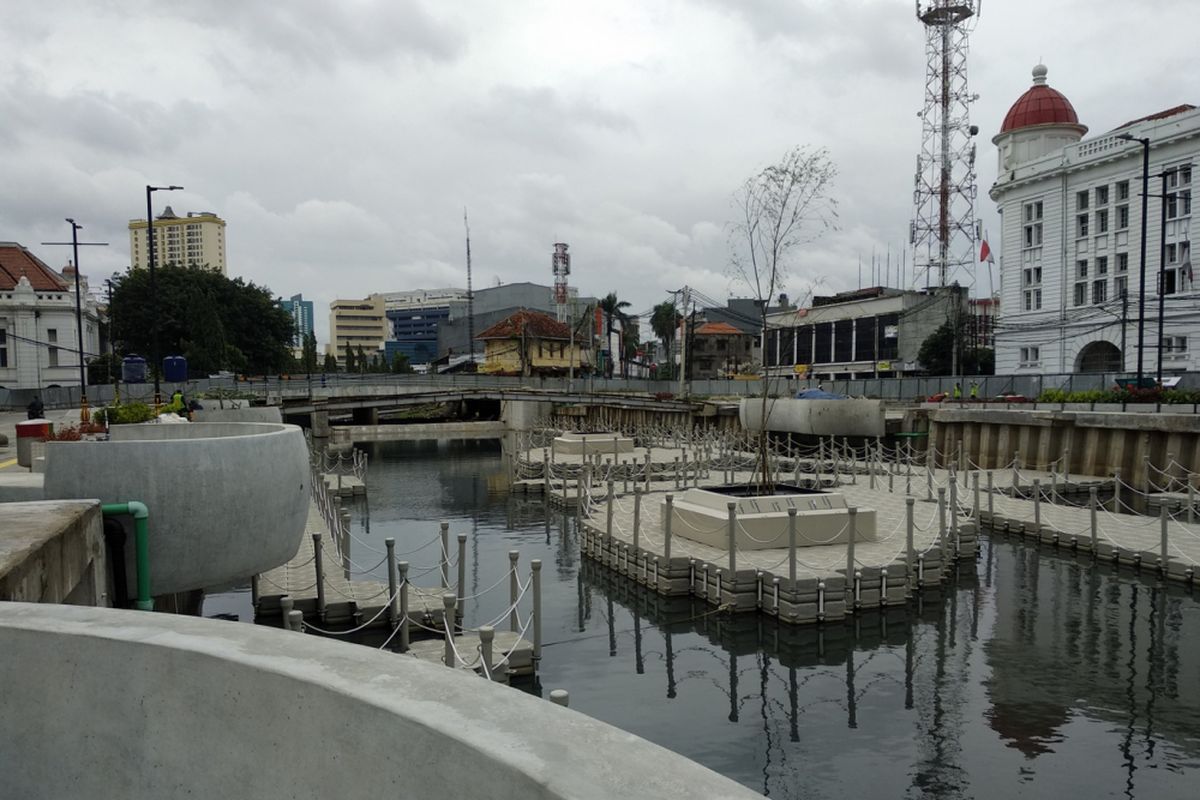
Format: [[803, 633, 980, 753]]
[[739, 397, 885, 436], [42, 422, 308, 595]]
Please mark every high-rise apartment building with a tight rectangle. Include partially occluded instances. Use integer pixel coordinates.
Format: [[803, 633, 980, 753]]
[[279, 293, 315, 358], [327, 295, 389, 365], [129, 206, 227, 275]]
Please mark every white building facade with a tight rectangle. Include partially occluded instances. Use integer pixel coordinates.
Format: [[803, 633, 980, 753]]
[[0, 243, 102, 391], [991, 65, 1198, 375]]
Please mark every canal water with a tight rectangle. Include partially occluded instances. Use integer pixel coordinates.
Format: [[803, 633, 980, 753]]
[[208, 438, 1200, 798]]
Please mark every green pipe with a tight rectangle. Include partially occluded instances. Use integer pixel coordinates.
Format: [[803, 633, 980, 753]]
[[100, 501, 152, 611]]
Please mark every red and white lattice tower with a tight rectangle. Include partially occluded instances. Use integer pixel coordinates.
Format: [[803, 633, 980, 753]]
[[552, 242, 571, 322], [910, 1, 981, 289]]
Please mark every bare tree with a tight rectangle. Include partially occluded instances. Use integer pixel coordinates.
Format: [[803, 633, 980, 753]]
[[728, 145, 838, 491]]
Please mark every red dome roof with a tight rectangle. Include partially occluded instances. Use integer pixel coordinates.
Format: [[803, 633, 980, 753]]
[[999, 65, 1086, 135]]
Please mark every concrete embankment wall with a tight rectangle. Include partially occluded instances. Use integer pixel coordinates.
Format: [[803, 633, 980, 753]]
[[0, 604, 760, 800], [331, 421, 507, 443], [929, 407, 1200, 487]]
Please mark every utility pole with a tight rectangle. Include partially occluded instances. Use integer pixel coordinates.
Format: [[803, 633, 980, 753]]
[[464, 210, 475, 367], [42, 222, 108, 422], [677, 286, 690, 396]]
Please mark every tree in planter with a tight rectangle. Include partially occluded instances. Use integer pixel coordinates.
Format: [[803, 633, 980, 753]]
[[728, 145, 838, 491]]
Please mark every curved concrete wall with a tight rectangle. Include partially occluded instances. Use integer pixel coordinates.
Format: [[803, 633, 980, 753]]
[[42, 422, 307, 595], [0, 604, 759, 800], [192, 406, 284, 424], [740, 397, 885, 437]]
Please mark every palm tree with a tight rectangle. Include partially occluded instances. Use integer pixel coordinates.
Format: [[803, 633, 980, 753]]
[[598, 292, 631, 378], [650, 301, 682, 378]]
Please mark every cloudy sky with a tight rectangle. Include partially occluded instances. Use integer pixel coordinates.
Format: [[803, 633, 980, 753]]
[[2, 1, 1195, 343]]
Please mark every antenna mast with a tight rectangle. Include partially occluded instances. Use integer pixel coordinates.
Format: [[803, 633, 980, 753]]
[[552, 242, 571, 322], [464, 209, 475, 365], [910, 0, 980, 289]]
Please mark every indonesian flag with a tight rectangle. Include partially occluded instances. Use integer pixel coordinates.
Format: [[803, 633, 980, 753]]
[[980, 239, 994, 264]]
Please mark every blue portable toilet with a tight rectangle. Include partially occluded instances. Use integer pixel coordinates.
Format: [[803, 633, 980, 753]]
[[121, 355, 148, 384], [163, 356, 188, 384]]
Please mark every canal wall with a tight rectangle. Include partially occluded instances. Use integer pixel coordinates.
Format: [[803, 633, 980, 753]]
[[330, 420, 506, 444], [928, 407, 1200, 490], [0, 501, 106, 605], [0, 603, 761, 800]]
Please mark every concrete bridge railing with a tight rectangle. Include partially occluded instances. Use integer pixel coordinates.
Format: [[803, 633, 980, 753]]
[[0, 603, 760, 800]]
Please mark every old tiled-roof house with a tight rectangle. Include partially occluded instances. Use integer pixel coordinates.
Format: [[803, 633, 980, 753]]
[[476, 309, 592, 377]]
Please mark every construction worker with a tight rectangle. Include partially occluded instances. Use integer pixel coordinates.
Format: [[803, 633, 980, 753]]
[[970, 382, 979, 400], [952, 382, 962, 400]]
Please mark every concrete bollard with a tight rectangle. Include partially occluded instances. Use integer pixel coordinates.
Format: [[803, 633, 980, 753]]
[[442, 593, 457, 667], [279, 595, 294, 630], [457, 533, 467, 612], [906, 497, 915, 586], [987, 470, 994, 517], [950, 473, 959, 554], [509, 550, 520, 633], [1033, 479, 1042, 530], [664, 494, 674, 561], [972, 472, 980, 526], [399, 561, 410, 651], [1113, 469, 1122, 513], [1190, 478, 1197, 525], [385, 538, 398, 627], [550, 689, 570, 707], [937, 487, 947, 554], [958, 439, 965, 473], [1160, 505, 1170, 569], [926, 464, 933, 502], [440, 521, 450, 590], [727, 501, 737, 575], [674, 456, 680, 489], [479, 626, 495, 679], [846, 508, 858, 600], [606, 479, 615, 537], [787, 507, 798, 584], [1063, 448, 1071, 483], [1089, 487, 1099, 554], [644, 452, 652, 492], [312, 532, 326, 621], [531, 558, 542, 660], [632, 488, 642, 552], [251, 574, 260, 609], [1012, 452, 1020, 494], [288, 609, 304, 632]]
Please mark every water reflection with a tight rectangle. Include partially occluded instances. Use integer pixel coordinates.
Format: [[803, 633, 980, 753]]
[[323, 439, 1200, 798]]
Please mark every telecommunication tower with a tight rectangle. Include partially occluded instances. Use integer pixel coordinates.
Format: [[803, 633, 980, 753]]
[[910, 1, 981, 288], [552, 242, 571, 322]]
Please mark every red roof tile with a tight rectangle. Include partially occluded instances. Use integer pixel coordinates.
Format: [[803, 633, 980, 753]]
[[0, 243, 68, 291], [1114, 104, 1197, 131], [477, 309, 572, 341], [695, 322, 749, 336]]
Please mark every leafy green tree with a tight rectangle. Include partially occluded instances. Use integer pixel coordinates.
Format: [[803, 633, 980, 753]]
[[356, 345, 368, 374], [301, 331, 318, 374], [391, 352, 412, 373], [917, 320, 994, 376], [344, 344, 356, 373], [109, 266, 293, 375], [323, 352, 339, 373], [598, 292, 632, 378]]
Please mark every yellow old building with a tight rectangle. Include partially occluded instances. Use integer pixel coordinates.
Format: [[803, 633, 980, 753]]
[[477, 309, 591, 376]]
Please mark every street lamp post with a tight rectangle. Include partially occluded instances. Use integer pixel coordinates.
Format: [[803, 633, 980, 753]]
[[1116, 134, 1150, 387], [1157, 171, 1173, 386], [105, 273, 120, 401], [145, 184, 183, 409]]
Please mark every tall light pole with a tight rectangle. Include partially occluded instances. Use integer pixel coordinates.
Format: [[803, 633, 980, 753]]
[[105, 272, 121, 401], [1156, 171, 1172, 386], [42, 220, 108, 422], [146, 184, 183, 409], [1116, 134, 1150, 387]]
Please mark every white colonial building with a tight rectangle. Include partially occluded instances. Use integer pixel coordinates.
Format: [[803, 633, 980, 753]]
[[991, 65, 1197, 375], [0, 242, 102, 392]]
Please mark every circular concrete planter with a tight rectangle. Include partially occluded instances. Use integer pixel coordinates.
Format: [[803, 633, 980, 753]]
[[0, 604, 760, 800], [42, 422, 308, 595]]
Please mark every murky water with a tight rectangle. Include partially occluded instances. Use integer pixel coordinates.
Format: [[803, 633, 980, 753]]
[[208, 438, 1200, 798]]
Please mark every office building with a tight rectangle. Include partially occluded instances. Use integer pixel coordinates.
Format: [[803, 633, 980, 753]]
[[129, 206, 227, 274], [326, 295, 388, 365], [278, 294, 315, 358]]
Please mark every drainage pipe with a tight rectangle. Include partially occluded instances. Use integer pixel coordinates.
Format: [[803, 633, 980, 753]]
[[100, 501, 152, 611]]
